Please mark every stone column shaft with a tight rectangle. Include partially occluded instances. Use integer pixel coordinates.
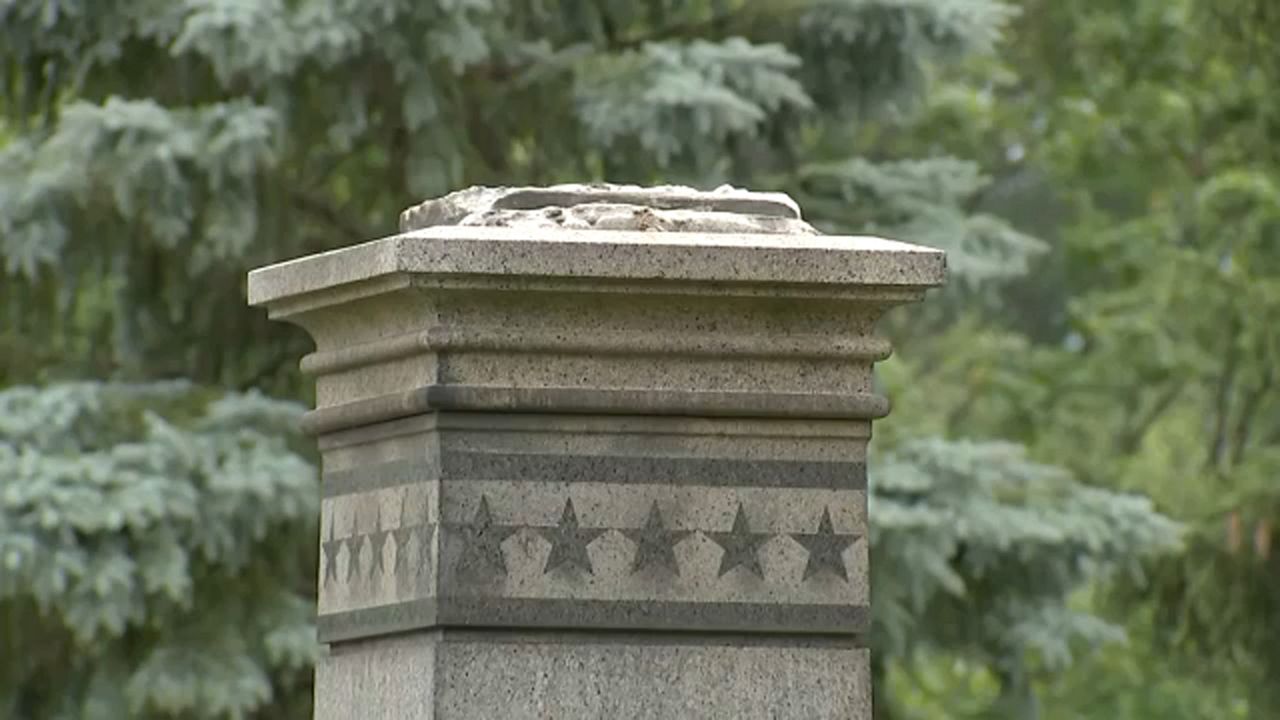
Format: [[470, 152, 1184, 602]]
[[248, 186, 945, 719]]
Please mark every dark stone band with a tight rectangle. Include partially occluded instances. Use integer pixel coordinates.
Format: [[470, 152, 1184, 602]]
[[322, 454, 867, 497], [433, 627, 871, 649], [318, 598, 870, 643], [323, 459, 436, 497]]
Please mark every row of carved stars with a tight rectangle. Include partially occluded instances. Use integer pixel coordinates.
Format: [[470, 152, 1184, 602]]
[[321, 496, 860, 583]]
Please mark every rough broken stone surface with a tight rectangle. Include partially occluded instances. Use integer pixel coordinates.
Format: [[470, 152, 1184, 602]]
[[249, 184, 946, 719], [398, 183, 820, 235]]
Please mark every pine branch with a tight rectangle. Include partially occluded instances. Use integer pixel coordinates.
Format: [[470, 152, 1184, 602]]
[[1116, 382, 1184, 455], [1206, 316, 1242, 472], [612, 15, 732, 51], [609, 1, 797, 51], [235, 343, 300, 393], [288, 191, 371, 243], [1229, 365, 1274, 466]]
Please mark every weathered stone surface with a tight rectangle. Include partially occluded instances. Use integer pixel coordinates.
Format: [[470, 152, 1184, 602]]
[[397, 183, 816, 235], [316, 631, 871, 720], [248, 185, 945, 719]]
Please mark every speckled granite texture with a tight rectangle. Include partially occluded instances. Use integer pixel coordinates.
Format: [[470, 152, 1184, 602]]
[[315, 631, 872, 720], [248, 185, 945, 719]]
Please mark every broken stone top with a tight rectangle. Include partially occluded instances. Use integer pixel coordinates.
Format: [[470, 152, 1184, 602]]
[[398, 183, 820, 236]]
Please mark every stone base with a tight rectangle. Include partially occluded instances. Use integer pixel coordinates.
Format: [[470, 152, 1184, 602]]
[[315, 630, 871, 720]]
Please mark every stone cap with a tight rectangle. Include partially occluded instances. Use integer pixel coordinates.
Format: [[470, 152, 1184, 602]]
[[247, 226, 946, 309]]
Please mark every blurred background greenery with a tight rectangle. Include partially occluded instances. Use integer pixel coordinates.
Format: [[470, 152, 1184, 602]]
[[2, 0, 1278, 718]]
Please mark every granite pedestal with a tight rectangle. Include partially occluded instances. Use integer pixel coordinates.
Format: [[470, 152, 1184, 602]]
[[248, 185, 945, 719]]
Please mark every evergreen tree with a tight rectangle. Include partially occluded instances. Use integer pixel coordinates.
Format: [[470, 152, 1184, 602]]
[[867, 0, 1280, 715], [0, 1, 1178, 717], [0, 383, 317, 718]]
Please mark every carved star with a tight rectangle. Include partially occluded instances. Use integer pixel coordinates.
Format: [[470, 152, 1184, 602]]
[[392, 524, 416, 577], [454, 495, 518, 576], [791, 507, 859, 582], [418, 523, 436, 575], [321, 521, 344, 586], [367, 505, 390, 577], [346, 529, 366, 582], [707, 503, 770, 578], [624, 501, 692, 575], [393, 488, 425, 577], [539, 499, 606, 574]]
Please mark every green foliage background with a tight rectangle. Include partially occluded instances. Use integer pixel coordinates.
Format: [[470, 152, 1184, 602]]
[[2, 0, 1275, 718]]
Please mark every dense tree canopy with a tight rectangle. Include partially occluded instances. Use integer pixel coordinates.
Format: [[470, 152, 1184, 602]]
[[8, 0, 1273, 718], [877, 0, 1280, 715]]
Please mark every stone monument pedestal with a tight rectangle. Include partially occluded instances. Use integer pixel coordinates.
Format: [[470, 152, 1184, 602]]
[[248, 185, 945, 719]]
